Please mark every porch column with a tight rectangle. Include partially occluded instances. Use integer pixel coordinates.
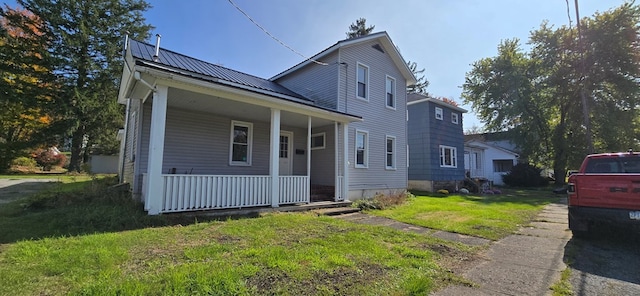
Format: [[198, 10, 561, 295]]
[[341, 122, 349, 201], [307, 116, 311, 203], [269, 109, 281, 207], [146, 85, 168, 215], [334, 122, 339, 199]]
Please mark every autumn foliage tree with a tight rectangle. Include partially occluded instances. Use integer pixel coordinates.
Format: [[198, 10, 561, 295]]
[[0, 6, 58, 172]]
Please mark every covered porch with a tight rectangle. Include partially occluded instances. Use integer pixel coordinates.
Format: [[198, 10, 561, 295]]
[[133, 73, 357, 215]]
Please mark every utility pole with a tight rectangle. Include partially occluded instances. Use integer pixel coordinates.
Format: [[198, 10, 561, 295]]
[[574, 0, 595, 153]]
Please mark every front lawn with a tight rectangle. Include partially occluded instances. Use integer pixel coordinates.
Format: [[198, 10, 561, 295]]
[[0, 177, 476, 295], [368, 190, 560, 240]]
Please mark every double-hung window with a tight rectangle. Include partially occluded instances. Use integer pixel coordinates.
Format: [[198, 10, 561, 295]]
[[357, 63, 369, 100], [355, 130, 368, 168], [386, 76, 396, 109], [230, 121, 253, 165], [439, 145, 457, 168], [452, 113, 459, 124], [435, 107, 443, 120], [386, 136, 396, 169]]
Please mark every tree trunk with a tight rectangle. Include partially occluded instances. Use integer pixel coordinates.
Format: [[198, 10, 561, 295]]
[[68, 126, 85, 172]]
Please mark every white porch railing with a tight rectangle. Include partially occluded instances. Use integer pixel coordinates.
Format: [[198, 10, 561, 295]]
[[161, 175, 271, 213], [278, 176, 310, 204], [157, 175, 310, 213]]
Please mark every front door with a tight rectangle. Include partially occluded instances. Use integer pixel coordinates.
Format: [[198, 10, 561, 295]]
[[279, 131, 293, 175]]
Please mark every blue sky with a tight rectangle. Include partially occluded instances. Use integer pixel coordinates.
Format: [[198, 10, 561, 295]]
[[7, 0, 628, 130], [141, 0, 626, 131]]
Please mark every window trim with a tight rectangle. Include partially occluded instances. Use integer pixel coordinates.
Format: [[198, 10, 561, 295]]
[[451, 112, 459, 124], [439, 145, 457, 168], [385, 135, 396, 170], [435, 107, 443, 120], [385, 75, 396, 109], [355, 129, 369, 168], [356, 62, 369, 101], [310, 132, 326, 150], [229, 120, 253, 166]]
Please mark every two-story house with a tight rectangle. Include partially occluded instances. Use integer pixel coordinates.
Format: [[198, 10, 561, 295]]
[[407, 93, 467, 192], [117, 32, 415, 214]]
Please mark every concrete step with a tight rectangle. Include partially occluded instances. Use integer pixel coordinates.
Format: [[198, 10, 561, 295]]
[[313, 206, 361, 216]]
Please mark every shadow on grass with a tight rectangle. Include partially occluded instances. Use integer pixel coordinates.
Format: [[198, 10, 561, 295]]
[[410, 188, 563, 207], [0, 177, 236, 244]]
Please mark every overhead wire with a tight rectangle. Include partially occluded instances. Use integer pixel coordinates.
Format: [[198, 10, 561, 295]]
[[226, 0, 328, 65]]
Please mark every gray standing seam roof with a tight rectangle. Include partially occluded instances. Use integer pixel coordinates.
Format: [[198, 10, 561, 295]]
[[128, 39, 310, 101]]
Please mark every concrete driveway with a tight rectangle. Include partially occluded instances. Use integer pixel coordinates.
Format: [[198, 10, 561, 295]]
[[0, 178, 60, 204]]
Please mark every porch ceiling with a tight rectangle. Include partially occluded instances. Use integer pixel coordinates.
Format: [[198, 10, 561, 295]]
[[166, 88, 335, 128]]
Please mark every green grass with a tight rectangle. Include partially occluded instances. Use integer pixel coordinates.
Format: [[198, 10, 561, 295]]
[[367, 189, 560, 240], [0, 176, 476, 295]]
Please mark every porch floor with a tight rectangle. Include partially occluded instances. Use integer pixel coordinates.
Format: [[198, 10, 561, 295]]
[[164, 200, 353, 219]]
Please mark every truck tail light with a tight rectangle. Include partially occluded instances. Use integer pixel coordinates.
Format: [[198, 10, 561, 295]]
[[567, 183, 575, 194]]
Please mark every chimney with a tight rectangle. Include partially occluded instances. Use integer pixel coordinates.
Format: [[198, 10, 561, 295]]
[[153, 34, 161, 62]]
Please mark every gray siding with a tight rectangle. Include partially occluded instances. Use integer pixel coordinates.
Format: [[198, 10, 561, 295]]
[[274, 51, 340, 110], [310, 124, 336, 185], [138, 103, 310, 179], [339, 41, 408, 192], [408, 101, 465, 181], [122, 98, 141, 188]]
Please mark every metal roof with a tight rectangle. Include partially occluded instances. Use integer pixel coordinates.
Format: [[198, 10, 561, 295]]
[[128, 39, 310, 101]]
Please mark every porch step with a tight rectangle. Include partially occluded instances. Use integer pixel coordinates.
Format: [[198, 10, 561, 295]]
[[312, 206, 361, 216], [181, 201, 354, 219]]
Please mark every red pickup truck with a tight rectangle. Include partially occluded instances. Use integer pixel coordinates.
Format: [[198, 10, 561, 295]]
[[567, 151, 640, 236]]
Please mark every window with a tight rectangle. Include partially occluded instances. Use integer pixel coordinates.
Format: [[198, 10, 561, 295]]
[[435, 107, 443, 120], [451, 113, 459, 124], [439, 145, 457, 168], [355, 130, 368, 168], [310, 133, 325, 150], [493, 160, 514, 172], [386, 76, 396, 108], [128, 111, 137, 161], [229, 121, 253, 165], [357, 63, 369, 99], [386, 136, 396, 169]]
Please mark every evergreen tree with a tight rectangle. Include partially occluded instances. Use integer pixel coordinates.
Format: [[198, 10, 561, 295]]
[[15, 0, 153, 171], [346, 17, 374, 39]]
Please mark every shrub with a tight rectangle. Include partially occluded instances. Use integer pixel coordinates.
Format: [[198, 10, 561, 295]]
[[502, 163, 549, 187], [11, 156, 37, 167], [34, 149, 67, 171], [353, 190, 414, 210]]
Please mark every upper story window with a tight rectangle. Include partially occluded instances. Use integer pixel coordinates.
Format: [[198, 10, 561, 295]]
[[451, 113, 459, 124], [310, 132, 325, 150], [386, 135, 396, 169], [435, 107, 443, 120], [439, 145, 457, 168], [230, 120, 253, 166], [355, 130, 368, 168], [386, 75, 396, 109], [357, 63, 369, 100]]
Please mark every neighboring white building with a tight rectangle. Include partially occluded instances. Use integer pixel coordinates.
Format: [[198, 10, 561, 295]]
[[464, 139, 519, 186]]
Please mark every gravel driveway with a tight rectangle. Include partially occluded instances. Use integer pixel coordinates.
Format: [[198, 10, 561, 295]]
[[566, 228, 640, 295], [0, 178, 60, 204]]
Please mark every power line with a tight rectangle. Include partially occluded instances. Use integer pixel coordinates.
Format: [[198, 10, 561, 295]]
[[226, 0, 328, 66]]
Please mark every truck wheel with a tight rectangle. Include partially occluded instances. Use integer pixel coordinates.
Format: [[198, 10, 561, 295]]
[[569, 215, 590, 238]]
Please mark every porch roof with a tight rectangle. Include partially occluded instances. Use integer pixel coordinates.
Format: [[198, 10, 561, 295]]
[[129, 39, 309, 103]]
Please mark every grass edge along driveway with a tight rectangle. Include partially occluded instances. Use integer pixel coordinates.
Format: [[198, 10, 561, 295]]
[[368, 190, 559, 240]]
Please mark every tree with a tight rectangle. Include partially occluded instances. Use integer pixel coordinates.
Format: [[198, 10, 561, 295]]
[[346, 17, 374, 39], [0, 5, 59, 172], [406, 60, 430, 95], [15, 0, 153, 171], [463, 3, 640, 185]]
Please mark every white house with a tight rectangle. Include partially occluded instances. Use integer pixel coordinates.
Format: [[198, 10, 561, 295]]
[[464, 139, 519, 186]]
